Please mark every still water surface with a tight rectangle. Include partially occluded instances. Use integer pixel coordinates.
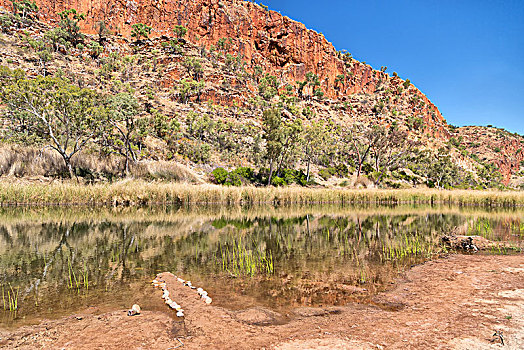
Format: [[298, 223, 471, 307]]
[[0, 205, 522, 328]]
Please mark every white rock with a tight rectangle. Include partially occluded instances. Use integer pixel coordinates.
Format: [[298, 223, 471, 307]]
[[204, 297, 212, 304], [177, 278, 184, 283], [176, 311, 184, 317], [127, 304, 141, 316]]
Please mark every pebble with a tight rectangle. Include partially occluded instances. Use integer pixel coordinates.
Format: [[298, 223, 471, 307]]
[[127, 304, 141, 316]]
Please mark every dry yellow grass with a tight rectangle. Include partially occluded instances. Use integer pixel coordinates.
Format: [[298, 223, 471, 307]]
[[0, 181, 523, 207]]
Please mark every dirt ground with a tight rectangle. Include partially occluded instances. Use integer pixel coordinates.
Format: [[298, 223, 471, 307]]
[[0, 254, 522, 349]]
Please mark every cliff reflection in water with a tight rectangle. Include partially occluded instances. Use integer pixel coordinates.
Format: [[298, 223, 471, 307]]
[[0, 205, 522, 328]]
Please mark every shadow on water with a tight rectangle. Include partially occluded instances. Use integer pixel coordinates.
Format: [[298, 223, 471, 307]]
[[0, 204, 522, 328]]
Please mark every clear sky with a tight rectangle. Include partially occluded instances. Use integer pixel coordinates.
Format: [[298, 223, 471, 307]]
[[261, 0, 524, 135]]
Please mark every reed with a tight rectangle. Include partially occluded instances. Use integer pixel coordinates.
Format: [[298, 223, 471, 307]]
[[217, 238, 274, 276], [67, 259, 89, 292], [0, 181, 523, 207], [2, 284, 19, 311]]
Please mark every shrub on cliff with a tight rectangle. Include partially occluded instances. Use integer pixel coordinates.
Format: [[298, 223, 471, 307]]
[[258, 74, 278, 101], [131, 23, 152, 42], [57, 9, 85, 47], [10, 0, 38, 20], [173, 25, 187, 40]]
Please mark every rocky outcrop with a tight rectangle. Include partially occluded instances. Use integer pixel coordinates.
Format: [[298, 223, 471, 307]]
[[456, 126, 524, 185], [1, 0, 449, 138]]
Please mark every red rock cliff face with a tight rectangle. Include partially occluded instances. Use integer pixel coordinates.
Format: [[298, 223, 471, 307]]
[[1, 0, 449, 137], [457, 126, 524, 185]]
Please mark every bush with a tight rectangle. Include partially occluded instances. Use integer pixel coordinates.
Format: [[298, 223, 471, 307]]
[[281, 168, 307, 186], [226, 171, 242, 186], [173, 25, 187, 39], [0, 14, 13, 33], [212, 167, 228, 184], [231, 166, 255, 183], [271, 176, 286, 187], [334, 163, 348, 177], [318, 168, 331, 180], [131, 23, 152, 41]]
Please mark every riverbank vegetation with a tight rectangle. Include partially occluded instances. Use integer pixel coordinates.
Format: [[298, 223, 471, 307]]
[[0, 181, 523, 207]]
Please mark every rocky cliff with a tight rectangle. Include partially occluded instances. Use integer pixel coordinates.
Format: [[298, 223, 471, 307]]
[[1, 0, 449, 138], [1, 0, 522, 187]]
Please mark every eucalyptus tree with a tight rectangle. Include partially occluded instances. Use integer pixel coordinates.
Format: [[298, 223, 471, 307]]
[[1, 75, 105, 178], [369, 126, 416, 185], [103, 92, 141, 175], [262, 108, 282, 185], [301, 120, 327, 182]]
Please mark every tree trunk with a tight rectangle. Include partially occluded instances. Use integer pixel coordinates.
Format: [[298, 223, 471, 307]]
[[124, 140, 130, 176], [306, 157, 311, 182], [62, 155, 74, 179], [267, 159, 274, 186]]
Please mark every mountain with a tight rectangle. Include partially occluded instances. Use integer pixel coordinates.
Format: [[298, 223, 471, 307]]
[[0, 0, 522, 188]]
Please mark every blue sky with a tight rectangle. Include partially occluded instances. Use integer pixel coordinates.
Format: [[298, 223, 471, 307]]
[[261, 0, 524, 135]]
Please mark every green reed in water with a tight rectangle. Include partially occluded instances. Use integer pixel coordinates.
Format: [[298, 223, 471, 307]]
[[2, 284, 19, 311], [68, 259, 89, 292], [380, 233, 435, 262], [218, 238, 274, 276]]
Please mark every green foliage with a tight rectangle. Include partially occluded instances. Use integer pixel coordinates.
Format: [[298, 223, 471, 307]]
[[212, 167, 258, 186], [224, 53, 243, 72], [258, 74, 278, 100], [232, 167, 256, 183], [318, 168, 331, 180], [57, 9, 85, 47], [212, 167, 228, 184], [177, 139, 211, 163], [271, 176, 285, 186], [173, 25, 187, 39], [0, 14, 13, 33], [0, 74, 104, 177], [87, 41, 103, 59], [100, 92, 145, 174], [334, 74, 345, 90], [280, 168, 307, 186], [403, 79, 411, 89], [24, 35, 52, 75], [93, 20, 111, 44], [131, 23, 152, 42], [216, 37, 233, 51], [161, 40, 183, 55], [182, 57, 203, 79], [177, 78, 204, 103], [313, 88, 324, 99], [407, 116, 423, 130], [150, 109, 178, 139], [10, 0, 38, 20]]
